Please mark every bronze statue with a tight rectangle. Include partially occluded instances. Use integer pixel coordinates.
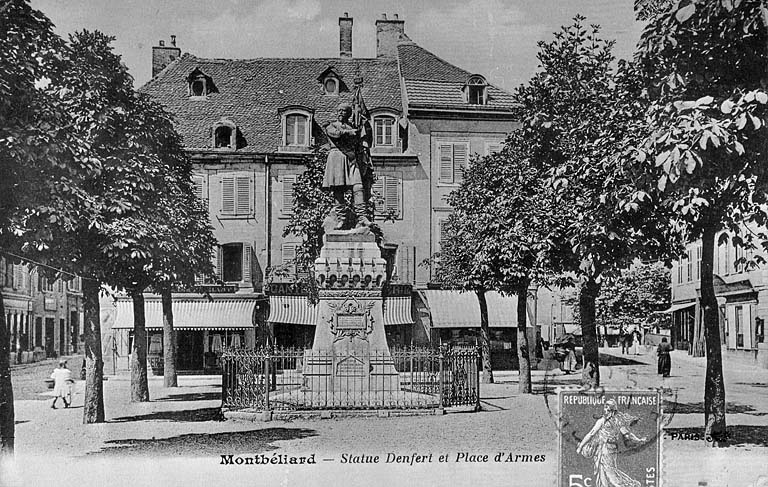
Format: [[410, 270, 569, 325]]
[[322, 102, 373, 230]]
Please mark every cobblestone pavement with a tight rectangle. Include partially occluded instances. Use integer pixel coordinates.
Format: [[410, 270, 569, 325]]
[[1, 347, 766, 487]]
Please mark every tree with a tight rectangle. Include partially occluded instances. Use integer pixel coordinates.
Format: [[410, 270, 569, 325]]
[[0, 0, 89, 451], [595, 262, 671, 332], [434, 140, 560, 390], [628, 0, 768, 443], [514, 18, 677, 387]]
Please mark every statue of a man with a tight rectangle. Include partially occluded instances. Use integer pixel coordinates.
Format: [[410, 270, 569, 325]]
[[322, 102, 373, 229]]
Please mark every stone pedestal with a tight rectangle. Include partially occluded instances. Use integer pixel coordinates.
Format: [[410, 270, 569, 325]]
[[302, 229, 401, 400]]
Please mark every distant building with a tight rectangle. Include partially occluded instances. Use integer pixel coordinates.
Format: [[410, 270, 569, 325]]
[[2, 256, 83, 363], [669, 232, 768, 368], [110, 13, 573, 371]]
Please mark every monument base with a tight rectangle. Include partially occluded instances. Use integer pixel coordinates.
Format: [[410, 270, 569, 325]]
[[302, 228, 401, 397]]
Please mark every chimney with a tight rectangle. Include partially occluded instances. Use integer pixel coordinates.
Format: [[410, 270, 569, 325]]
[[152, 35, 181, 78], [339, 13, 353, 58], [375, 13, 405, 59]]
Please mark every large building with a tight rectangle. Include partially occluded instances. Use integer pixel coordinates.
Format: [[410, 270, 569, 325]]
[[669, 232, 768, 368], [110, 13, 567, 372]]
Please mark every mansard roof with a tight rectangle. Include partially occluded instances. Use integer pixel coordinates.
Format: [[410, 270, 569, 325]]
[[397, 42, 516, 111], [141, 54, 401, 153]]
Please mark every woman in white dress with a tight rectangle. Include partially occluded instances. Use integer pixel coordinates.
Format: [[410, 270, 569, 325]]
[[50, 360, 73, 409]]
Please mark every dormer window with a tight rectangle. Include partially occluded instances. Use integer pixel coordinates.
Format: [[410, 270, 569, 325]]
[[317, 66, 344, 96], [213, 119, 237, 149], [465, 75, 488, 105], [323, 77, 339, 95], [187, 67, 215, 98], [374, 115, 395, 146], [279, 107, 314, 151], [370, 110, 403, 153]]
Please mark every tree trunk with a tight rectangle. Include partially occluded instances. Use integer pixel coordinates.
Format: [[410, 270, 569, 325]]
[[517, 280, 532, 393], [161, 285, 177, 388], [130, 289, 149, 402], [0, 288, 15, 455], [476, 289, 494, 384], [82, 278, 105, 424], [579, 275, 601, 388], [700, 225, 727, 443]]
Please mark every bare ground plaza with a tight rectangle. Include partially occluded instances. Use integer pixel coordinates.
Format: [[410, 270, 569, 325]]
[[1, 347, 765, 487]]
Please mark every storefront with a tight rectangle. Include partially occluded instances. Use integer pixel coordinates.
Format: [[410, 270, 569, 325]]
[[417, 290, 536, 370], [112, 293, 266, 374], [265, 291, 417, 348]]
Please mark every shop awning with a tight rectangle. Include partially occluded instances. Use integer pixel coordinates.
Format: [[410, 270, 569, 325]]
[[112, 295, 260, 330], [419, 290, 532, 328], [660, 302, 696, 314], [383, 296, 414, 325], [267, 295, 319, 326], [267, 295, 414, 326]]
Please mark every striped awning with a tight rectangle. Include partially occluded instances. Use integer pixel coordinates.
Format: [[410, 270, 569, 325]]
[[267, 295, 413, 326], [267, 295, 319, 326], [419, 290, 533, 328], [383, 296, 414, 325], [112, 295, 260, 330]]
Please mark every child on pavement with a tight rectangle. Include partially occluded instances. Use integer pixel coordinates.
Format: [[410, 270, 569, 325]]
[[50, 359, 73, 409]]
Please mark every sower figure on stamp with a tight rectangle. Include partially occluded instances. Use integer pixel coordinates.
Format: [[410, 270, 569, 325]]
[[322, 88, 374, 230]]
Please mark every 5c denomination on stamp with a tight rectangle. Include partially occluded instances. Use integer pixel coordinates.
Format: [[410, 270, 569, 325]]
[[558, 389, 661, 487]]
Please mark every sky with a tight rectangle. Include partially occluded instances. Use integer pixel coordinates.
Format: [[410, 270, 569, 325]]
[[30, 0, 644, 92]]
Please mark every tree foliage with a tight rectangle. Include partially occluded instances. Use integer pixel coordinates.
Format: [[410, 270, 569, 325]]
[[627, 0, 768, 442], [595, 262, 671, 331]]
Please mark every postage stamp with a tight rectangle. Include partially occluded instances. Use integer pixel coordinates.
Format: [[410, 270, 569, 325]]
[[558, 389, 662, 487]]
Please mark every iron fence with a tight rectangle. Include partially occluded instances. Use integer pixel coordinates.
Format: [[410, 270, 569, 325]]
[[221, 346, 480, 411]]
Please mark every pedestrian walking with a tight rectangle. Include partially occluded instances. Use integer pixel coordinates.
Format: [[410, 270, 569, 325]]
[[656, 337, 672, 377], [620, 329, 630, 355], [558, 335, 577, 375], [50, 359, 73, 409], [632, 329, 642, 355]]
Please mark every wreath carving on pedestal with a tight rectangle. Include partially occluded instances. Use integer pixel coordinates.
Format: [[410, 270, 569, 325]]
[[326, 298, 375, 343]]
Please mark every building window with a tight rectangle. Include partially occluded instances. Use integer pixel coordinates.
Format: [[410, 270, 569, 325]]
[[735, 305, 744, 348], [285, 114, 308, 146], [220, 174, 252, 217], [686, 249, 693, 282], [4, 259, 13, 288], [192, 175, 206, 208], [371, 174, 402, 218], [485, 141, 503, 156], [465, 75, 487, 105], [323, 77, 339, 95], [191, 78, 206, 96], [374, 116, 395, 146], [281, 242, 308, 279], [213, 120, 237, 149], [676, 261, 683, 285], [696, 245, 702, 281], [438, 141, 469, 185], [438, 218, 450, 250], [218, 243, 252, 284]]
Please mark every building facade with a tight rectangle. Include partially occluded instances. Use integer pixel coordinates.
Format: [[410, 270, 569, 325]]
[[669, 232, 768, 368], [2, 256, 84, 363], [111, 13, 571, 370]]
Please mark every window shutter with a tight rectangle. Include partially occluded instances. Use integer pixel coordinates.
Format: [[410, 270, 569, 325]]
[[221, 176, 235, 214], [282, 243, 297, 264], [453, 143, 467, 183], [486, 143, 502, 156], [242, 243, 252, 283], [235, 176, 251, 215], [192, 176, 204, 202], [214, 247, 223, 281], [385, 175, 401, 216], [372, 177, 385, 214], [439, 219, 449, 248], [282, 175, 296, 215], [439, 144, 453, 183]]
